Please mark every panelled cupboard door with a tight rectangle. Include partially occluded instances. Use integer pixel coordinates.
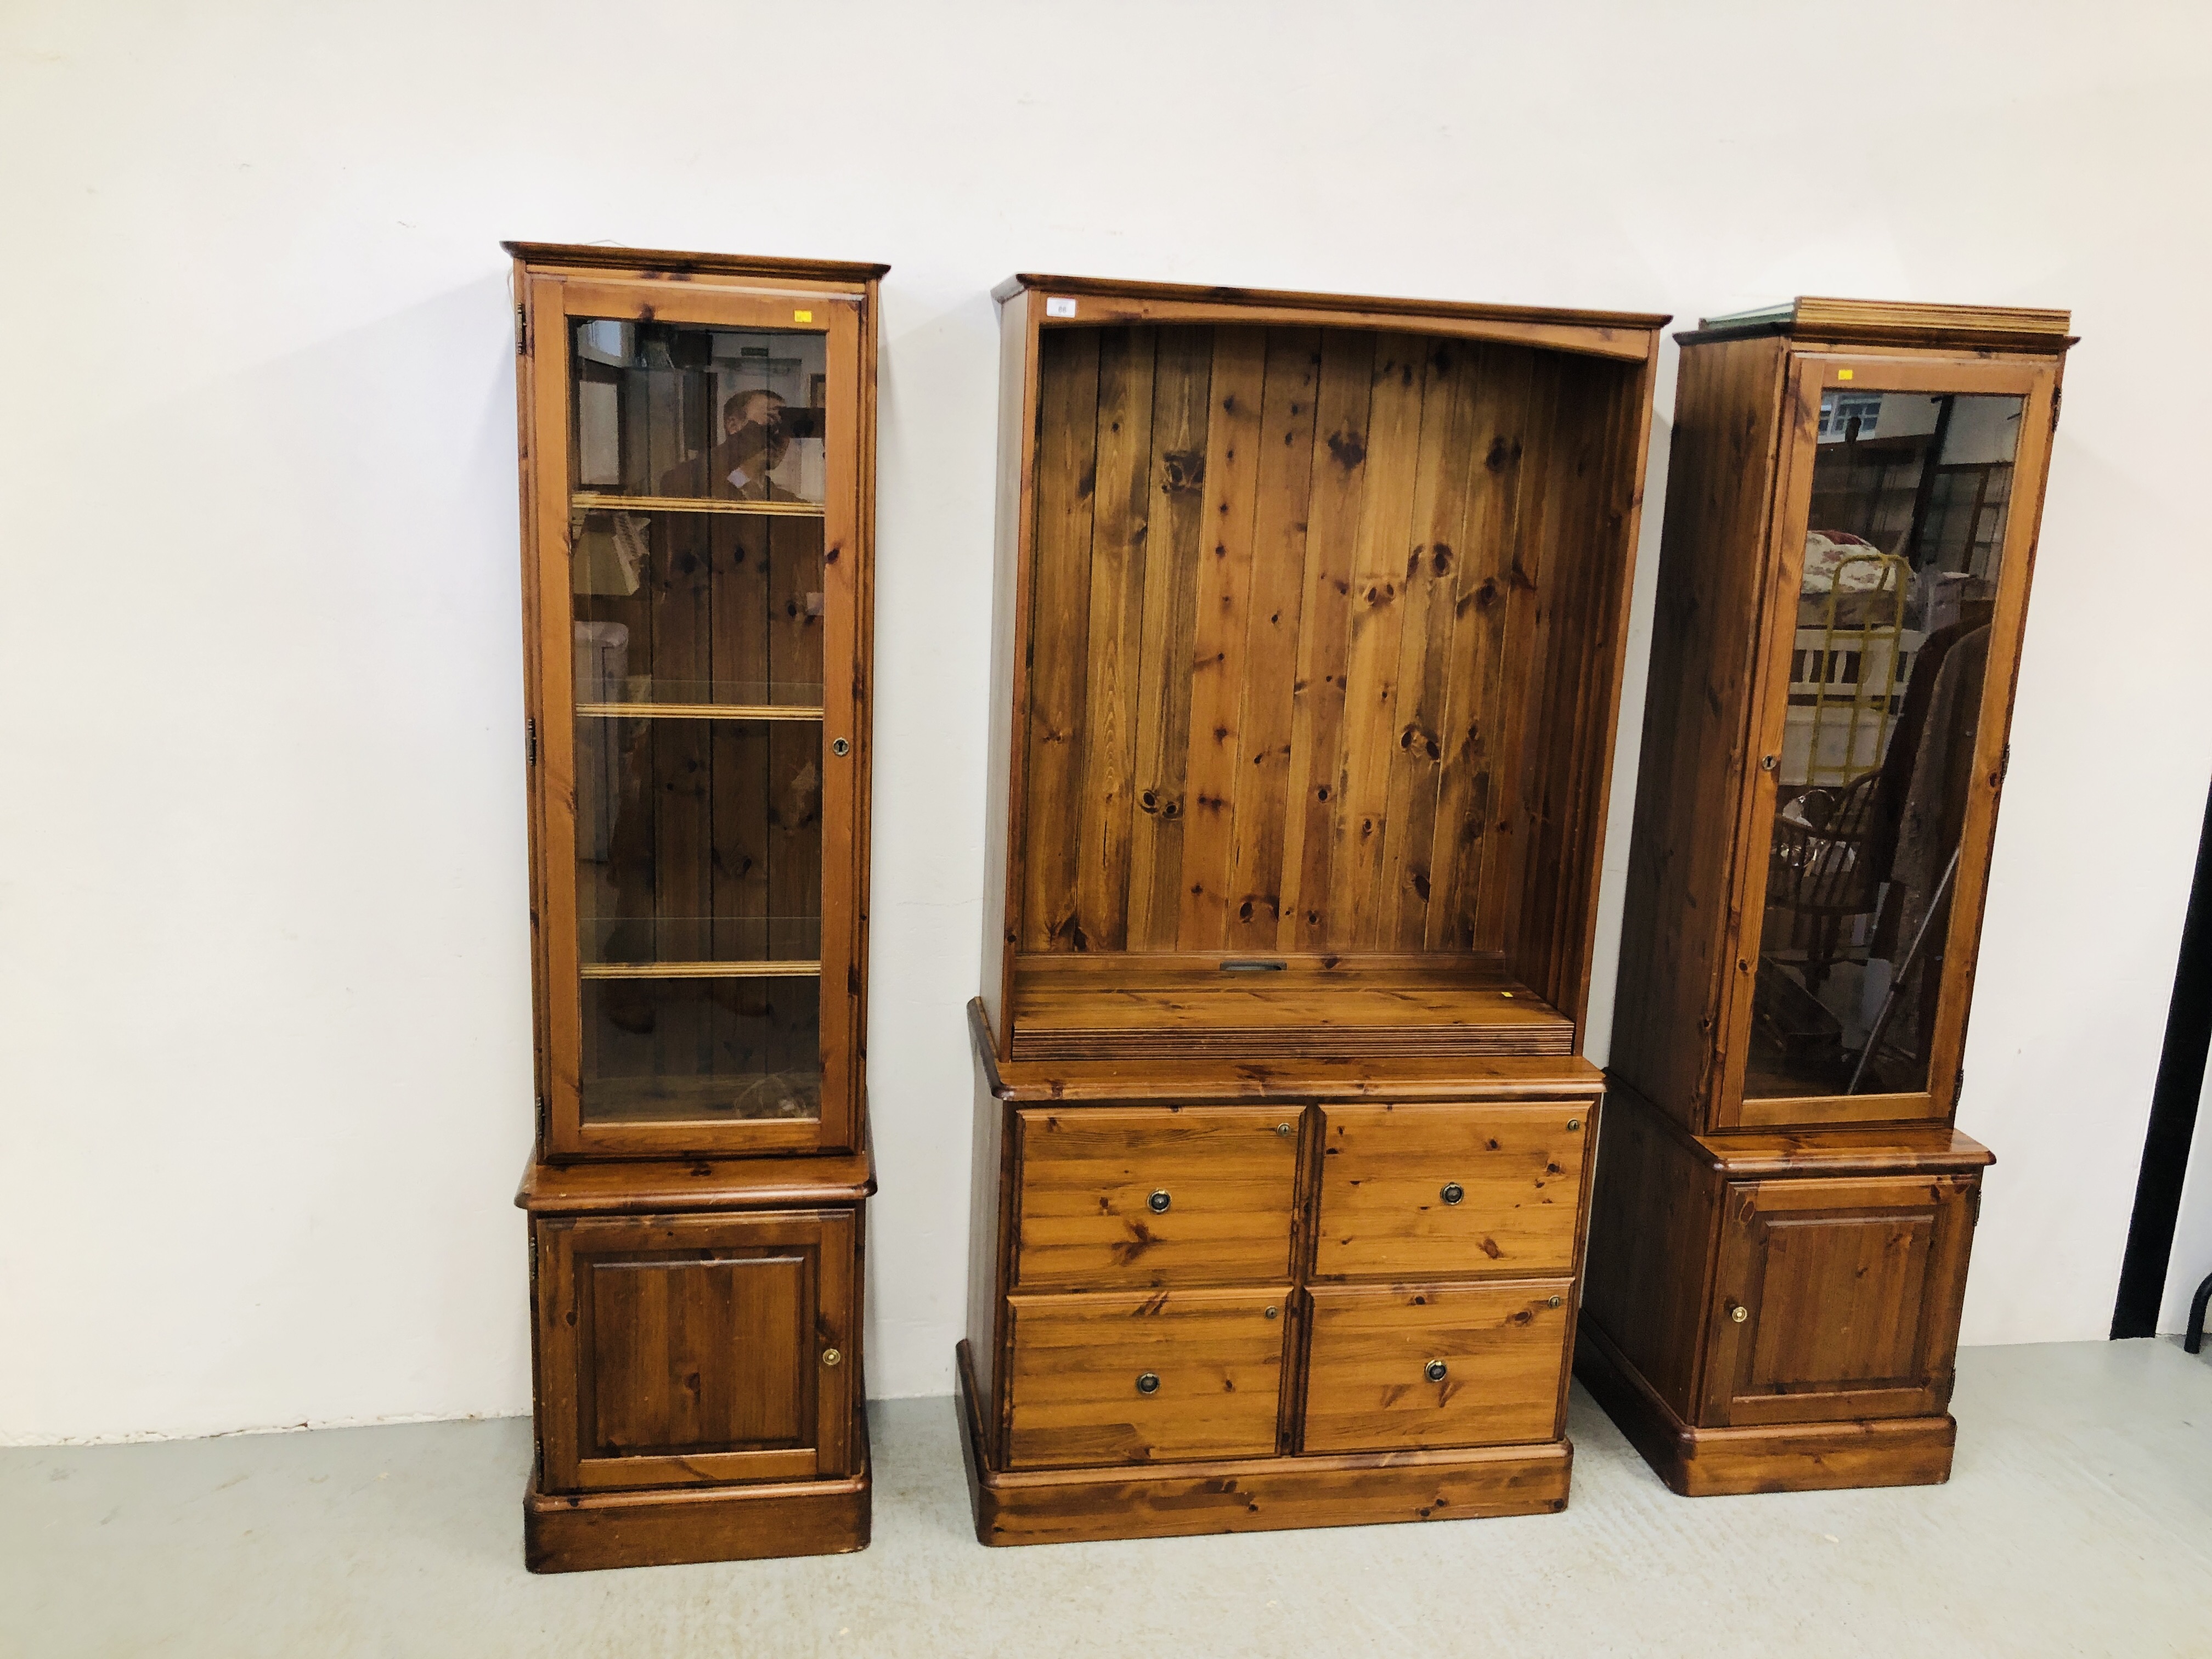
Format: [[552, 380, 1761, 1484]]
[[523, 273, 867, 1159], [1701, 1176, 1976, 1428], [1715, 352, 2059, 1132], [535, 1210, 858, 1492], [1312, 1103, 1588, 1279], [1302, 1281, 1573, 1453], [1003, 1288, 1288, 1469], [1014, 1106, 1301, 1289]]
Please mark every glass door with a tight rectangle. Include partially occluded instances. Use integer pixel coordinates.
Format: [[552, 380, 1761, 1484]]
[[1718, 352, 2057, 1128], [526, 275, 862, 1156]]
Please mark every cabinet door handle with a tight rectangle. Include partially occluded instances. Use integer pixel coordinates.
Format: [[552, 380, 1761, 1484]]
[[821, 1348, 843, 1367]]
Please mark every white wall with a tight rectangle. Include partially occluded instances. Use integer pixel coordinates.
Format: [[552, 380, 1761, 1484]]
[[4, 0, 2209, 1443]]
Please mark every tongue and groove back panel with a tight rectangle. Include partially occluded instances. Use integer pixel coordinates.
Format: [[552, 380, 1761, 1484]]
[[1017, 321, 1634, 997]]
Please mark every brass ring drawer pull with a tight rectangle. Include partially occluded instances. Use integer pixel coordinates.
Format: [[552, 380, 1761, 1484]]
[[1440, 1182, 1465, 1206], [1136, 1372, 1161, 1395], [1424, 1359, 1448, 1383], [1148, 1190, 1171, 1214]]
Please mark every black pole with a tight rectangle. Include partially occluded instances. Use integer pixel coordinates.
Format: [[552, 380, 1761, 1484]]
[[2112, 776, 2212, 1337]]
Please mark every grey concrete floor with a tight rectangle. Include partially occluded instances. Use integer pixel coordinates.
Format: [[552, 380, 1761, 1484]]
[[5, 1340, 2209, 1658]]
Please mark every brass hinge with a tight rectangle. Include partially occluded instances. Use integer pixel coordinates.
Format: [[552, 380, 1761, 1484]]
[[535, 1092, 548, 1147], [1999, 742, 2010, 786], [1954, 1065, 1966, 1104], [2050, 385, 2062, 432], [516, 303, 528, 353], [526, 717, 537, 765]]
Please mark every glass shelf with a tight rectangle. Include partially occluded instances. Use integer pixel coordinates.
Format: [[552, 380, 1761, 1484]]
[[573, 492, 824, 518], [580, 961, 821, 979], [575, 703, 824, 721]]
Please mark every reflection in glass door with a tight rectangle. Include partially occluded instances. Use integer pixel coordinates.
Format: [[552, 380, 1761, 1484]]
[[1745, 390, 2024, 1100], [566, 317, 831, 1126]]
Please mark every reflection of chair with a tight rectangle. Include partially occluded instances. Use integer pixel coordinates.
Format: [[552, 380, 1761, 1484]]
[[1767, 767, 1885, 992]]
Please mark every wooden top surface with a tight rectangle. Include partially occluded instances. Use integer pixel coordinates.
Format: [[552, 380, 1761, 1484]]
[[1009, 957, 1571, 1032], [516, 1147, 876, 1214], [1697, 1125, 1995, 1177], [994, 272, 1669, 334], [972, 999, 1600, 1103], [1679, 295, 2073, 353], [504, 240, 889, 284]]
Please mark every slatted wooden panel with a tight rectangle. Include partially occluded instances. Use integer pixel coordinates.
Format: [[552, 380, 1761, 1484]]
[[1021, 323, 1617, 960]]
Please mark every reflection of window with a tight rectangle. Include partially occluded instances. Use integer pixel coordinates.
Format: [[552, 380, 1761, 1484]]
[[1817, 392, 1883, 442]]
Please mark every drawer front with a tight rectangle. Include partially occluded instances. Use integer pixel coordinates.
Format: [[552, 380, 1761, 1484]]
[[1005, 1288, 1289, 1469], [1302, 1280, 1572, 1453], [1014, 1106, 1300, 1289], [1313, 1102, 1588, 1279]]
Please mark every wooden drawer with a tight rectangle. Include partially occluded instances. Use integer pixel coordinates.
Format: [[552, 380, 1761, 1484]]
[[1014, 1106, 1300, 1289], [1313, 1102, 1588, 1279], [1302, 1280, 1572, 1453], [1005, 1288, 1289, 1469]]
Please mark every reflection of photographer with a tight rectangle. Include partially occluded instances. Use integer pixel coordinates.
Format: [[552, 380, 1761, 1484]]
[[660, 390, 805, 501]]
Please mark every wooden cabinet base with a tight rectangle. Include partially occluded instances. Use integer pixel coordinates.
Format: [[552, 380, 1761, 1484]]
[[958, 1342, 1568, 1545], [1576, 1321, 1955, 1497], [523, 1415, 872, 1573]]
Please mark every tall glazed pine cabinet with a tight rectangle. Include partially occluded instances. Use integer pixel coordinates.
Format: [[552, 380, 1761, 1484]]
[[960, 274, 1667, 1544], [1581, 298, 2073, 1496], [505, 242, 884, 1572]]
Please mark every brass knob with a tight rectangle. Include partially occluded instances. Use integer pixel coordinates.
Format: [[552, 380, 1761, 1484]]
[[1275, 1122, 1293, 1136], [821, 1348, 843, 1367], [1264, 1305, 1280, 1319], [1148, 1189, 1171, 1214], [1440, 1182, 1465, 1206], [1424, 1359, 1448, 1383], [1566, 1118, 1582, 1131], [1729, 1304, 1748, 1324], [1547, 1295, 1563, 1309], [1136, 1372, 1161, 1395], [832, 738, 850, 757]]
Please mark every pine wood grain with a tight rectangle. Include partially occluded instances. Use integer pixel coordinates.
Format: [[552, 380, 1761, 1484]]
[[1073, 328, 1158, 952], [1312, 1102, 1586, 1279], [1224, 330, 1322, 949], [1301, 1280, 1573, 1453], [1020, 329, 1101, 951], [1003, 1287, 1289, 1469], [1177, 328, 1270, 946], [1125, 328, 1215, 948], [1013, 1106, 1300, 1289], [1280, 330, 1376, 947]]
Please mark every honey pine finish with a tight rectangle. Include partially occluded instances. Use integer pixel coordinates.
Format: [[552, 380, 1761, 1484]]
[[1581, 298, 2074, 1497], [960, 274, 1667, 1545], [506, 242, 884, 1572]]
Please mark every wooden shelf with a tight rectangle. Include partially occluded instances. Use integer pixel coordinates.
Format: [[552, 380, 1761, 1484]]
[[580, 961, 821, 979], [577, 1071, 823, 1125], [574, 702, 824, 721], [1006, 955, 1573, 1063], [572, 492, 823, 518]]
